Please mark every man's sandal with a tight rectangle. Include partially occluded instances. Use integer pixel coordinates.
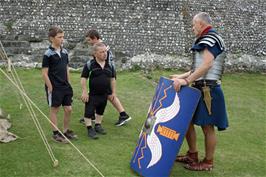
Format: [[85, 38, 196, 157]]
[[175, 151, 198, 164], [185, 158, 213, 171]]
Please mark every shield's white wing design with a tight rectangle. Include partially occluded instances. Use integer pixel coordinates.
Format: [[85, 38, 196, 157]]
[[146, 130, 162, 168], [146, 93, 180, 168]]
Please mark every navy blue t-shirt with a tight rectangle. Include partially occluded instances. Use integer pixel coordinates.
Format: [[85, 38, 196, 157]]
[[81, 59, 115, 96], [42, 46, 70, 89]]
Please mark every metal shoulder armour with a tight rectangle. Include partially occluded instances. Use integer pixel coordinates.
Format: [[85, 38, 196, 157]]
[[193, 51, 226, 81], [192, 32, 226, 80]]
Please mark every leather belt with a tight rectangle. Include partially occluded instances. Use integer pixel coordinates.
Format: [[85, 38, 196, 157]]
[[193, 80, 219, 87]]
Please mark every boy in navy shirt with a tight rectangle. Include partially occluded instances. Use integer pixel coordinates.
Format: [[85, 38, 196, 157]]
[[42, 26, 77, 143], [81, 42, 116, 139], [81, 29, 131, 126]]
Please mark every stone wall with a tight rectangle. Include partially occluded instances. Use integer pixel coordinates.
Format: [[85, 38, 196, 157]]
[[0, 0, 265, 72]]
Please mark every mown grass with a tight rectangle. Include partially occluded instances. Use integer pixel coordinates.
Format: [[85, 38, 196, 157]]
[[0, 68, 265, 177]]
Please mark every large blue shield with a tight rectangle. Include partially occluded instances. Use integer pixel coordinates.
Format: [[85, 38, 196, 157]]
[[130, 77, 201, 177]]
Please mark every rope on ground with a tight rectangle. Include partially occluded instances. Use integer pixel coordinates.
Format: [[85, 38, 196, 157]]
[[0, 41, 105, 177], [0, 67, 105, 177], [13, 66, 57, 164], [0, 44, 23, 109], [0, 42, 57, 163]]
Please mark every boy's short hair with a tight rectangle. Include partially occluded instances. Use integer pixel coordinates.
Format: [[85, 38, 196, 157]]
[[92, 42, 106, 54], [48, 26, 64, 38], [86, 29, 101, 40]]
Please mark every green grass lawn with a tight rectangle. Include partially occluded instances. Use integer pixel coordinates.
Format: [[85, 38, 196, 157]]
[[0, 69, 265, 177]]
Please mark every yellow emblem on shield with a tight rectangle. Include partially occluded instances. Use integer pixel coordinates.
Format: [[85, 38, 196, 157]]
[[157, 125, 180, 141]]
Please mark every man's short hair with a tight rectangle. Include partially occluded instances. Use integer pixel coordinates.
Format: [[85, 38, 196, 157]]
[[195, 12, 212, 24], [86, 29, 101, 40]]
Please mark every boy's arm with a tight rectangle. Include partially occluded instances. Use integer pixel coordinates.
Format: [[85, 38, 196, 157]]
[[81, 77, 89, 103], [67, 65, 71, 84], [108, 78, 116, 101], [42, 68, 52, 92]]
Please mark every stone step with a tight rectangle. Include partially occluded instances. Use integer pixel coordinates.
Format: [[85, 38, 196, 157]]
[[72, 49, 90, 56], [70, 56, 90, 63], [1, 41, 30, 47], [4, 47, 31, 55]]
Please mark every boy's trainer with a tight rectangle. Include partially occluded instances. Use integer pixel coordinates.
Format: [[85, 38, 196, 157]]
[[115, 115, 132, 126]]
